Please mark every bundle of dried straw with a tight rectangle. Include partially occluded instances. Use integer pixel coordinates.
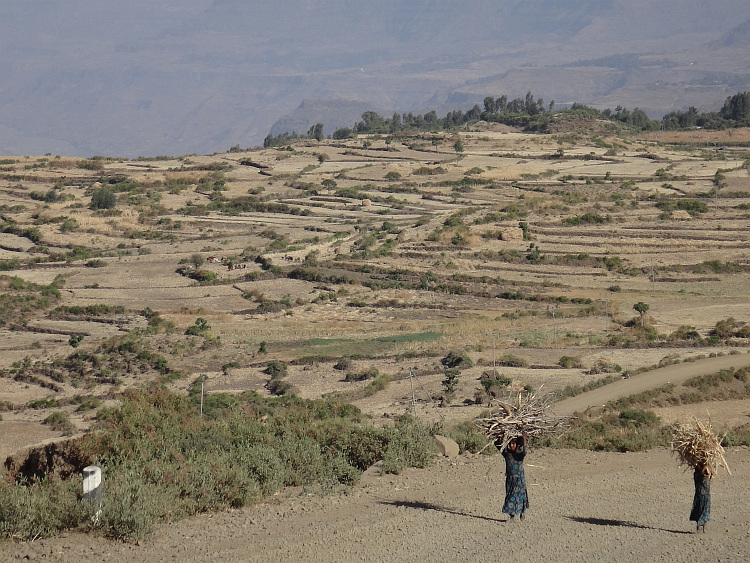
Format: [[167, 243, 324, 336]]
[[475, 390, 565, 452], [671, 417, 730, 478]]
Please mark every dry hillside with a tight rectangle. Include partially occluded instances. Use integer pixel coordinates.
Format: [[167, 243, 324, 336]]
[[1, 123, 750, 458]]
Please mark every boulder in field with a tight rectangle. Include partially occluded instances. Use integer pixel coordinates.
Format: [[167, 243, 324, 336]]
[[434, 435, 460, 457]]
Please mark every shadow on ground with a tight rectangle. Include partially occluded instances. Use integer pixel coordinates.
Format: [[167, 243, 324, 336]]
[[565, 515, 692, 535], [380, 499, 505, 523]]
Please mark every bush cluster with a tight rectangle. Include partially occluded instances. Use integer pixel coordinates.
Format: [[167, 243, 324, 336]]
[[541, 408, 672, 452], [496, 354, 529, 368], [344, 366, 379, 382], [1, 389, 436, 541], [440, 350, 473, 369], [479, 371, 512, 396]]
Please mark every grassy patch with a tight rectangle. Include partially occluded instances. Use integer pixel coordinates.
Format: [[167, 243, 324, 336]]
[[303, 337, 356, 346], [372, 332, 444, 343]]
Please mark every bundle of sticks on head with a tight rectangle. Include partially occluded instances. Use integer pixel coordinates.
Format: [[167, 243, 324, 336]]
[[475, 390, 566, 452], [671, 416, 730, 478]]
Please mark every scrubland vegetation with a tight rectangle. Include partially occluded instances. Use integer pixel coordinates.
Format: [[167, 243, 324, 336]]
[[2, 389, 436, 540]]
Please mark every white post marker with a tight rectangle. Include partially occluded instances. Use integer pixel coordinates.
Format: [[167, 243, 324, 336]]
[[83, 465, 103, 522]]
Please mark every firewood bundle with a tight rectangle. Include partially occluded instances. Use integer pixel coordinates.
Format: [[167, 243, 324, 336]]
[[475, 390, 565, 452], [671, 417, 730, 478]]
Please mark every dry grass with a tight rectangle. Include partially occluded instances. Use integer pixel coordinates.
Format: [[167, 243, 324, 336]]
[[671, 416, 730, 478]]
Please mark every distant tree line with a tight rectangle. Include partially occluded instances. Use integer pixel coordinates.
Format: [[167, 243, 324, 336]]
[[661, 92, 750, 130], [262, 91, 750, 146], [263, 122, 324, 148]]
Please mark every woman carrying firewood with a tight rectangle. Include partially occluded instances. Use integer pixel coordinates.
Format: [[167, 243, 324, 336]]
[[500, 429, 529, 521], [690, 463, 711, 533], [476, 392, 563, 521]]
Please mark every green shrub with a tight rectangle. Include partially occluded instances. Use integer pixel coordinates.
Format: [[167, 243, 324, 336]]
[[333, 357, 353, 371], [188, 269, 217, 283], [264, 360, 288, 378], [668, 325, 701, 341], [0, 258, 21, 271], [497, 354, 529, 368], [558, 355, 583, 368], [711, 317, 750, 339], [73, 395, 101, 412], [51, 304, 125, 318], [90, 187, 116, 209], [480, 371, 512, 394], [448, 421, 490, 454], [563, 213, 611, 226], [28, 398, 58, 409], [98, 470, 164, 541], [380, 416, 436, 474], [344, 366, 378, 382], [441, 350, 473, 369], [43, 411, 74, 434], [588, 359, 622, 374], [542, 410, 671, 452], [185, 317, 210, 336], [0, 477, 88, 540], [442, 368, 460, 396], [68, 334, 84, 348], [77, 159, 105, 171], [25, 228, 43, 244], [362, 372, 392, 394], [720, 425, 750, 447], [617, 409, 660, 428], [267, 378, 295, 396]]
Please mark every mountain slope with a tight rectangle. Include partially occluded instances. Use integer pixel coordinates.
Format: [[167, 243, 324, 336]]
[[1, 1, 750, 156]]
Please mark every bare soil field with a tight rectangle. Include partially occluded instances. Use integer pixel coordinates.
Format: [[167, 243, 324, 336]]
[[4, 447, 749, 562], [1, 122, 750, 551]]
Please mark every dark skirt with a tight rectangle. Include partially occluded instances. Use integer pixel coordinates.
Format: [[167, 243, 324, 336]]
[[689, 468, 710, 525], [502, 449, 529, 515]]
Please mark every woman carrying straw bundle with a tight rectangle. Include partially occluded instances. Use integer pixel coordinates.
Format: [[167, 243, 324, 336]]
[[499, 429, 529, 521], [671, 417, 730, 533]]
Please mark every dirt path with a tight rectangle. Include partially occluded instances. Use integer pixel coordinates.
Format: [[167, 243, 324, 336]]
[[5, 448, 749, 562], [554, 353, 750, 416]]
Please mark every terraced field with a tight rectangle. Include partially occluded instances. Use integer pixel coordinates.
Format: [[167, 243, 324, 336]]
[[1, 123, 750, 457]]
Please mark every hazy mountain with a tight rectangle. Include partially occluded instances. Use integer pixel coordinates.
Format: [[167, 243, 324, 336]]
[[1, 1, 749, 157], [268, 100, 387, 140]]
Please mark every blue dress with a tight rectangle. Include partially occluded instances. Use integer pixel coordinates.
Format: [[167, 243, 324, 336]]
[[690, 468, 710, 525], [502, 447, 529, 515]]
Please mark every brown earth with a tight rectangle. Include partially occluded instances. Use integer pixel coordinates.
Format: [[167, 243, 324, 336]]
[[4, 447, 749, 562]]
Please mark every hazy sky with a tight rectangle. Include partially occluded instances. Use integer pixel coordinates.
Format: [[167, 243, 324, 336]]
[[1, 1, 749, 157]]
